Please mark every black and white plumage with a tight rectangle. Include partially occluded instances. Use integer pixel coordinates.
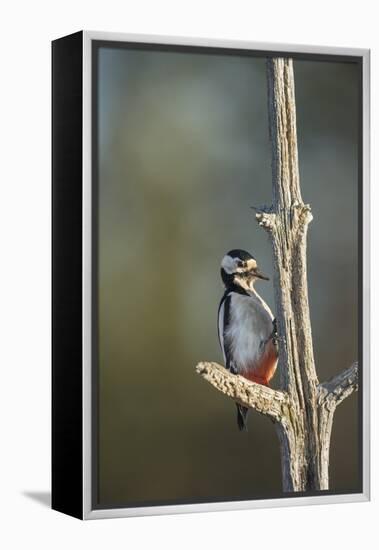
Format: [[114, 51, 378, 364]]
[[218, 249, 278, 431]]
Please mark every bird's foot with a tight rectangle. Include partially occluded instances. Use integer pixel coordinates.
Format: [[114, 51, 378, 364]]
[[271, 318, 285, 347], [230, 364, 238, 375]]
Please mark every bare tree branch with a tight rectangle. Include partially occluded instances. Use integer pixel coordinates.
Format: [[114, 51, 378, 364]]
[[196, 362, 289, 422], [318, 362, 359, 409]]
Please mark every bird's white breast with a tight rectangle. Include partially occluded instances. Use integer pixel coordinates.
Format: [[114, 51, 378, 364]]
[[226, 291, 274, 372]]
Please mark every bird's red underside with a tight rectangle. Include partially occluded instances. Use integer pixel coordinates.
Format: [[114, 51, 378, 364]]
[[242, 339, 278, 387]]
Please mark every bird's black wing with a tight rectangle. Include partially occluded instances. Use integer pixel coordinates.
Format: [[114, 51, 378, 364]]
[[218, 291, 248, 431], [217, 291, 236, 373]]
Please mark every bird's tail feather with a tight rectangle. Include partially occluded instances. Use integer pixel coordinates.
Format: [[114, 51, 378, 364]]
[[236, 404, 249, 431]]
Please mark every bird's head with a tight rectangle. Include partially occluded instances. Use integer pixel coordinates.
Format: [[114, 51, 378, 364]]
[[220, 249, 269, 291]]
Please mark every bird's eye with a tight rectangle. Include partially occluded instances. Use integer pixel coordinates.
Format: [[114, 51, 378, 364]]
[[237, 260, 245, 268]]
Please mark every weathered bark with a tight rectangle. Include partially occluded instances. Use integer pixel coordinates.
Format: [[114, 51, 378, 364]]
[[196, 57, 358, 493], [316, 362, 359, 489], [196, 362, 289, 422]]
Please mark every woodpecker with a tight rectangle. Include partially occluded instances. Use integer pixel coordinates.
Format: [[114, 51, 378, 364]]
[[218, 249, 278, 431]]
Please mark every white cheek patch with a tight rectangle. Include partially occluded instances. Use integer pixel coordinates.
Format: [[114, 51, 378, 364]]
[[221, 254, 257, 276], [235, 258, 257, 274], [246, 258, 257, 270], [221, 255, 237, 274]]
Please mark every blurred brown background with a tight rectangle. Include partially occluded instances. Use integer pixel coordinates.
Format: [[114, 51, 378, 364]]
[[96, 45, 360, 506]]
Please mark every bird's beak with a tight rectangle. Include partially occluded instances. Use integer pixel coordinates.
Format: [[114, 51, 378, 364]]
[[253, 268, 270, 281]]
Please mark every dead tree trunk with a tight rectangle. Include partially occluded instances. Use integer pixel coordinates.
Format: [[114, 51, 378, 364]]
[[196, 58, 358, 492]]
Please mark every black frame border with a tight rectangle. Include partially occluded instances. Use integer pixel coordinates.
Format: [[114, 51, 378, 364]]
[[52, 31, 84, 519]]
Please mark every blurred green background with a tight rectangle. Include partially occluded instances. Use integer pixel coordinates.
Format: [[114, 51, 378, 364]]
[[96, 45, 360, 506]]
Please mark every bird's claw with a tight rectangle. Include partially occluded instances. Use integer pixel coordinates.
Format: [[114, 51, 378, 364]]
[[271, 318, 285, 347]]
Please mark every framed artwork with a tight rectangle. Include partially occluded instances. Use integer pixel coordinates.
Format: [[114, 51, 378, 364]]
[[52, 31, 370, 519]]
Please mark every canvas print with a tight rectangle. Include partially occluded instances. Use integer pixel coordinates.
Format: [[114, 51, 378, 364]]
[[92, 42, 361, 508]]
